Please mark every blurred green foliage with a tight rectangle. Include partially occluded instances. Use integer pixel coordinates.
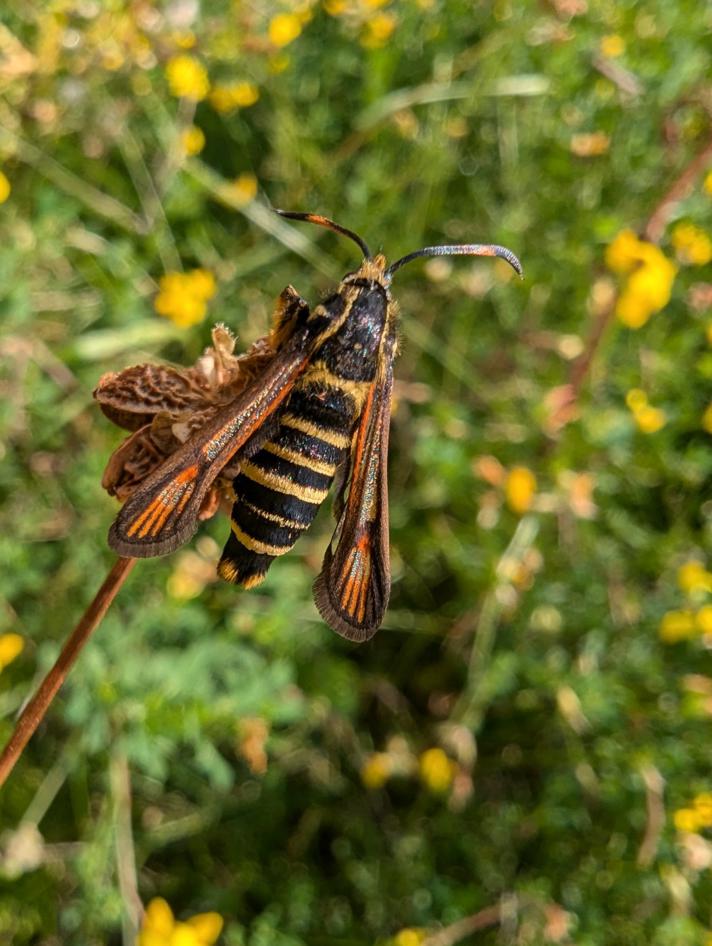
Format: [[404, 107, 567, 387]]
[[1, 1, 712, 944]]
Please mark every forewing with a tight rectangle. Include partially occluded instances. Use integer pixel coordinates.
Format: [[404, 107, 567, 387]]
[[313, 338, 395, 642], [108, 335, 312, 558]]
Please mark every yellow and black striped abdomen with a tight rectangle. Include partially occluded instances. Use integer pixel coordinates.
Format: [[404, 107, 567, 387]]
[[218, 380, 361, 588]]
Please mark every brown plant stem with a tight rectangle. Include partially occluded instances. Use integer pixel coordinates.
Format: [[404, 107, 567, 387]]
[[0, 556, 136, 790], [644, 134, 712, 243], [420, 903, 503, 946]]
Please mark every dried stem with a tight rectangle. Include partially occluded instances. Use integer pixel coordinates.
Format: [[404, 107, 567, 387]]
[[0, 556, 136, 790], [110, 751, 143, 944], [421, 904, 502, 946], [644, 134, 712, 243], [637, 763, 666, 867]]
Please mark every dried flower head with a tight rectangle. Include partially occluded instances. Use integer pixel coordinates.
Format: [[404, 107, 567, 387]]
[[94, 323, 280, 519]]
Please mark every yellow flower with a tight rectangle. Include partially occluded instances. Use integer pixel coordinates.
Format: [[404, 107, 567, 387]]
[[0, 633, 23, 669], [671, 222, 712, 266], [209, 81, 259, 113], [704, 170, 712, 196], [615, 288, 653, 329], [697, 606, 712, 636], [693, 792, 712, 826], [616, 253, 676, 328], [606, 231, 677, 327], [418, 748, 455, 793], [0, 171, 10, 204], [505, 466, 537, 515], [626, 255, 676, 308], [180, 126, 205, 156], [673, 807, 701, 834], [165, 55, 210, 101], [625, 388, 648, 412], [633, 405, 666, 434], [393, 929, 427, 946], [605, 230, 644, 274], [361, 12, 397, 48], [222, 173, 258, 208], [702, 403, 712, 435], [268, 13, 303, 47], [600, 34, 625, 57], [154, 269, 217, 328], [361, 752, 391, 789], [678, 561, 712, 594], [138, 898, 223, 946], [659, 610, 697, 643]]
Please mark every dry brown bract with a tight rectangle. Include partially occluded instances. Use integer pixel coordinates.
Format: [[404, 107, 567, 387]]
[[93, 324, 277, 519]]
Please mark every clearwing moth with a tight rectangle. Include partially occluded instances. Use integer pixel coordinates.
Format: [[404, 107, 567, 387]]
[[100, 211, 522, 641]]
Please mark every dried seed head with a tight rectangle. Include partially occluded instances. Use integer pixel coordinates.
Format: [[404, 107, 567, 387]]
[[94, 324, 279, 516]]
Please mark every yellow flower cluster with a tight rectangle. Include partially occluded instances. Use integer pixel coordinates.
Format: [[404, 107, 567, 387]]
[[671, 223, 712, 266], [659, 560, 712, 643], [154, 269, 216, 328], [360, 743, 458, 794], [659, 609, 712, 643], [505, 466, 537, 515], [625, 389, 666, 434], [138, 898, 223, 946], [209, 81, 259, 113], [705, 170, 712, 196], [0, 171, 10, 204], [671, 222, 712, 266], [0, 633, 23, 670], [673, 793, 712, 835], [165, 55, 210, 101], [419, 747, 456, 793], [180, 126, 205, 156], [605, 230, 677, 329]]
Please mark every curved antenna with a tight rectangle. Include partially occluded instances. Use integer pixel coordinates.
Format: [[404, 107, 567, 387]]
[[274, 209, 372, 260], [387, 243, 523, 279]]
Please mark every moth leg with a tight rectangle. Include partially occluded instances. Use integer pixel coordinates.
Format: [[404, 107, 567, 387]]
[[270, 286, 310, 349]]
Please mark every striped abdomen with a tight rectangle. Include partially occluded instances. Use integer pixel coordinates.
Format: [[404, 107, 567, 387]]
[[218, 277, 389, 590], [217, 381, 361, 588]]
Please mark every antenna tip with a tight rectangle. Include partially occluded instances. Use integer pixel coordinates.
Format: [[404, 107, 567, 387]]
[[494, 245, 524, 279]]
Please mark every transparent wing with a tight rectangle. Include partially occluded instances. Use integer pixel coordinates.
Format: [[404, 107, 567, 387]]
[[313, 334, 395, 641]]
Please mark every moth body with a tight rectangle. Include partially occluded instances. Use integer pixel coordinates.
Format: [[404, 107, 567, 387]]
[[219, 257, 395, 589]]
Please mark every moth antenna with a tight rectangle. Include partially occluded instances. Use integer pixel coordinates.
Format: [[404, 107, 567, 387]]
[[386, 243, 523, 279], [274, 209, 372, 260]]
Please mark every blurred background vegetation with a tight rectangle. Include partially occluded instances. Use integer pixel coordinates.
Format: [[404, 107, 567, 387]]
[[1, 1, 712, 944]]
